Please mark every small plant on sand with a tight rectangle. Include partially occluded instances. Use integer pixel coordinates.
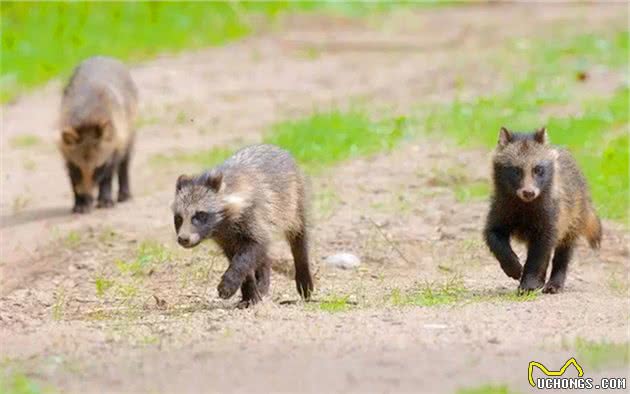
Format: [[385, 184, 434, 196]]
[[313, 184, 341, 220], [391, 277, 466, 307], [565, 338, 630, 371], [11, 196, 30, 214], [0, 370, 54, 394], [51, 289, 66, 321], [456, 384, 520, 394], [22, 158, 37, 171], [265, 109, 407, 171], [607, 272, 629, 297], [317, 295, 352, 313], [149, 146, 233, 170], [471, 290, 539, 303], [63, 231, 81, 249], [454, 181, 490, 202], [116, 240, 171, 276], [9, 134, 41, 148], [94, 276, 115, 297]]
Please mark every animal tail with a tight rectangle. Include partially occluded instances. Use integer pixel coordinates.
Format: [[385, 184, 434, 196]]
[[584, 206, 602, 249]]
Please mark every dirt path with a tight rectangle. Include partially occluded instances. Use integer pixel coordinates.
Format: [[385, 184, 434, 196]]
[[1, 4, 628, 393]]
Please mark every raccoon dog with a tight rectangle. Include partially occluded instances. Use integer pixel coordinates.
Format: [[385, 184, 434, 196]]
[[171, 144, 314, 307], [484, 127, 601, 293], [59, 56, 138, 213]]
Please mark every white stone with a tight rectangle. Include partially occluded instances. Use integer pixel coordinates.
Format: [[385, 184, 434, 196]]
[[324, 253, 361, 270]]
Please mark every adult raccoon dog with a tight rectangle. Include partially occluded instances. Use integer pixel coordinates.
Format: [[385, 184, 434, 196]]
[[484, 127, 601, 293], [59, 56, 138, 213], [171, 144, 314, 307]]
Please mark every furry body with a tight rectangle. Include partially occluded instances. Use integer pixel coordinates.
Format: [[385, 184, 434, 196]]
[[484, 127, 601, 293], [172, 144, 313, 307], [59, 56, 138, 213]]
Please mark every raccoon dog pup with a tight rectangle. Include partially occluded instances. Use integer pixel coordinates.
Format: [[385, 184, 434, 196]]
[[172, 144, 314, 307], [59, 56, 138, 213], [484, 127, 601, 293]]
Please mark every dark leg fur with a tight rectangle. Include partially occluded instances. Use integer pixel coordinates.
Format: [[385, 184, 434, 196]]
[[519, 236, 555, 293], [218, 242, 268, 301], [543, 241, 574, 294], [255, 262, 271, 296], [484, 227, 522, 280], [117, 147, 132, 202], [67, 161, 92, 214], [73, 193, 93, 214], [288, 229, 313, 300], [96, 162, 116, 209], [238, 272, 262, 309]]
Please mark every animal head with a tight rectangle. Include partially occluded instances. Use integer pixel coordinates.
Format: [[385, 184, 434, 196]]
[[492, 126, 559, 203], [59, 122, 116, 195], [171, 169, 248, 248]]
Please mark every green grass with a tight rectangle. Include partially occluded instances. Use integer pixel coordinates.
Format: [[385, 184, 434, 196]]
[[94, 276, 115, 297], [0, 1, 458, 102], [9, 135, 41, 148], [63, 231, 81, 249], [391, 280, 538, 307], [424, 29, 629, 221], [317, 295, 352, 313], [265, 109, 407, 171], [471, 290, 539, 303], [150, 147, 233, 170], [115, 240, 171, 276], [571, 338, 629, 371], [0, 371, 53, 394], [454, 181, 490, 202], [390, 277, 466, 307], [456, 384, 520, 394]]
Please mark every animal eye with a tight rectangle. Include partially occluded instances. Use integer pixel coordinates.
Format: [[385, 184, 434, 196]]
[[533, 165, 545, 176], [174, 214, 183, 231], [507, 166, 522, 178], [192, 211, 209, 226]]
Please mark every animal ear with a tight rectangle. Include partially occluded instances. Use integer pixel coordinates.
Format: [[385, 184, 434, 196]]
[[498, 127, 512, 147], [204, 169, 223, 192], [61, 128, 79, 145], [534, 127, 548, 144], [176, 174, 192, 191]]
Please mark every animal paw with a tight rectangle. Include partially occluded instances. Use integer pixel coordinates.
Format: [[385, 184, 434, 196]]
[[500, 261, 522, 280], [236, 297, 260, 309], [518, 275, 544, 293], [97, 198, 115, 209], [118, 191, 132, 203], [542, 281, 563, 294], [217, 275, 240, 299], [72, 203, 92, 214]]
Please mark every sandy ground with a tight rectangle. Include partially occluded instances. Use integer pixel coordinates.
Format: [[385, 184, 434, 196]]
[[1, 4, 629, 394]]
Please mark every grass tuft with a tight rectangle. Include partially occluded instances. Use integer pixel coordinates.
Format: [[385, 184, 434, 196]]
[[570, 338, 629, 371], [94, 276, 115, 297], [9, 135, 41, 148], [317, 295, 352, 313], [265, 109, 407, 171], [0, 370, 54, 394], [150, 147, 233, 170], [115, 240, 170, 276], [456, 384, 520, 394], [391, 277, 466, 307]]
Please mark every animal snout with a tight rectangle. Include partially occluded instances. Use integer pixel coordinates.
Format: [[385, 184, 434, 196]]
[[518, 188, 539, 202], [178, 235, 191, 247]]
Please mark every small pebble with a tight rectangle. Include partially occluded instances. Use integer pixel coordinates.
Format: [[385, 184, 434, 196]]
[[324, 253, 361, 270]]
